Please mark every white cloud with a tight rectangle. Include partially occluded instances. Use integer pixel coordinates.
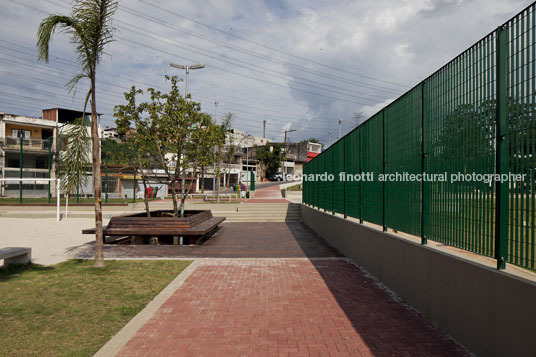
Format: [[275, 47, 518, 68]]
[[0, 0, 532, 145], [361, 98, 395, 118]]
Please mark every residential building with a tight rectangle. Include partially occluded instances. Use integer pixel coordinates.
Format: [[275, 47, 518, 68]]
[[285, 141, 323, 176], [0, 108, 102, 198]]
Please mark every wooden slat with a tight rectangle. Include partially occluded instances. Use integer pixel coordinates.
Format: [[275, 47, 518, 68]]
[[82, 210, 224, 238]]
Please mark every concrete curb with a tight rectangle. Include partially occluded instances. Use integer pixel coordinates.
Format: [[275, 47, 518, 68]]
[[93, 260, 201, 357]]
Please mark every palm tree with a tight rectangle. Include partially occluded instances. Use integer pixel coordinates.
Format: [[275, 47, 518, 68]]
[[37, 0, 118, 268]]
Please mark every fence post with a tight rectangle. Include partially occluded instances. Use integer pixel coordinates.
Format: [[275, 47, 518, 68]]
[[19, 137, 23, 203], [495, 26, 509, 270], [133, 143, 137, 203], [359, 127, 363, 224], [332, 147, 335, 215], [104, 138, 108, 203], [323, 154, 326, 213], [382, 110, 387, 232], [421, 81, 428, 245], [343, 138, 347, 219], [48, 137, 52, 204]]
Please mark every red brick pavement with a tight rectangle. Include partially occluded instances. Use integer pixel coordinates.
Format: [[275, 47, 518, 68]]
[[246, 184, 289, 203], [118, 260, 468, 356]]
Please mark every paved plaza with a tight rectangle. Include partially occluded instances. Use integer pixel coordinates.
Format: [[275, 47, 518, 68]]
[[114, 259, 468, 356]]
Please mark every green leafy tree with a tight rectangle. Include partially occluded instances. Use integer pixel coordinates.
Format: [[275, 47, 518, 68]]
[[256, 143, 284, 178], [215, 113, 233, 203], [299, 138, 323, 147], [37, 0, 118, 268], [124, 76, 206, 217], [188, 113, 219, 194], [114, 86, 154, 216]]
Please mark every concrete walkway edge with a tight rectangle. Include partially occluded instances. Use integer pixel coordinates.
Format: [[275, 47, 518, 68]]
[[94, 260, 201, 357]]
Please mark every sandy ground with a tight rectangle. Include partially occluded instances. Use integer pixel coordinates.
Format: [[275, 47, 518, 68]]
[[0, 217, 103, 266]]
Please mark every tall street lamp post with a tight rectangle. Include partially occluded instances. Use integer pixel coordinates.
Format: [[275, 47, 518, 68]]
[[169, 62, 205, 218]]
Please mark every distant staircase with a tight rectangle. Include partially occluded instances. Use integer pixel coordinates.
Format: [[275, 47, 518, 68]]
[[214, 203, 302, 222]]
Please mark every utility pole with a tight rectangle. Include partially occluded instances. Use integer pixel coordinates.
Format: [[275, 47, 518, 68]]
[[338, 119, 342, 139], [263, 120, 266, 138], [170, 62, 205, 219], [328, 131, 332, 146]]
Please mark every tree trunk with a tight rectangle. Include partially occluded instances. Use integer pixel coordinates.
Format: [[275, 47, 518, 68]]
[[171, 182, 179, 217], [90, 76, 104, 268], [140, 168, 150, 217], [180, 168, 186, 217], [179, 170, 197, 214]]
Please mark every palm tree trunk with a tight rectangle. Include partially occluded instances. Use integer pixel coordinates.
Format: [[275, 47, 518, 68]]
[[90, 75, 104, 268]]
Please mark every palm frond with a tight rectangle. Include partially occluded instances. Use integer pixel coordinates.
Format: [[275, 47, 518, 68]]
[[58, 116, 91, 194], [66, 73, 87, 95], [36, 15, 78, 62]]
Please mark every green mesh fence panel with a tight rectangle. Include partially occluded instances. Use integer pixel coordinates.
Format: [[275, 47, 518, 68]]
[[361, 113, 384, 226], [300, 3, 536, 271], [324, 147, 334, 212], [303, 162, 309, 205], [313, 155, 319, 208], [306, 161, 312, 205], [318, 152, 325, 210], [385, 86, 422, 236], [333, 139, 345, 214], [344, 128, 360, 219], [423, 32, 496, 257], [505, 6, 536, 269]]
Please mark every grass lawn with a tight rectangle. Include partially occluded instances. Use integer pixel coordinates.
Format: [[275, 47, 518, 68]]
[[0, 259, 191, 356]]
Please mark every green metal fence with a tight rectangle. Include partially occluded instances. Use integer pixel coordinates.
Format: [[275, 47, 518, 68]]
[[303, 2, 536, 271]]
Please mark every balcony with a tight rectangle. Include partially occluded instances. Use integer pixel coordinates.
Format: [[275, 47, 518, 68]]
[[0, 137, 52, 152]]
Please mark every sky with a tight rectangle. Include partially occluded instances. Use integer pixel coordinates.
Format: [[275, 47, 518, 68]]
[[0, 0, 532, 145]]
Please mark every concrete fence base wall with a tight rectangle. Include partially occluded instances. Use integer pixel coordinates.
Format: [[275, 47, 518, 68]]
[[301, 204, 536, 357]]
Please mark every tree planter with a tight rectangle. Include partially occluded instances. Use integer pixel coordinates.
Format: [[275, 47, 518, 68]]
[[82, 210, 225, 245]]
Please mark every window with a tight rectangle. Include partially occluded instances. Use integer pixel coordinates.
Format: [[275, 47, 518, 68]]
[[11, 129, 31, 139]]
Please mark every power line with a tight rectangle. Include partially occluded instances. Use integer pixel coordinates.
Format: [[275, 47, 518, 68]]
[[133, 0, 409, 88], [115, 19, 394, 101], [0, 30, 375, 124], [46, 0, 403, 96]]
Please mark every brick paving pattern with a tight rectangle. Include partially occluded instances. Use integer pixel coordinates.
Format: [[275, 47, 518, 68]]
[[247, 184, 287, 202], [73, 222, 342, 259], [118, 260, 468, 356]]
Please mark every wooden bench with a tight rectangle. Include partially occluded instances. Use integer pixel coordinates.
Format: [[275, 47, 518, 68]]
[[82, 210, 225, 244], [0, 247, 31, 266]]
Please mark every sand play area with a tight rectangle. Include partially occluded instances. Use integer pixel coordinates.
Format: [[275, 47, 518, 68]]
[[0, 218, 103, 265]]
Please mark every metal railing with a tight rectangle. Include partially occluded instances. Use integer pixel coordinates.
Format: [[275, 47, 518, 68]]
[[0, 137, 52, 151], [0, 136, 54, 202], [303, 3, 536, 271]]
